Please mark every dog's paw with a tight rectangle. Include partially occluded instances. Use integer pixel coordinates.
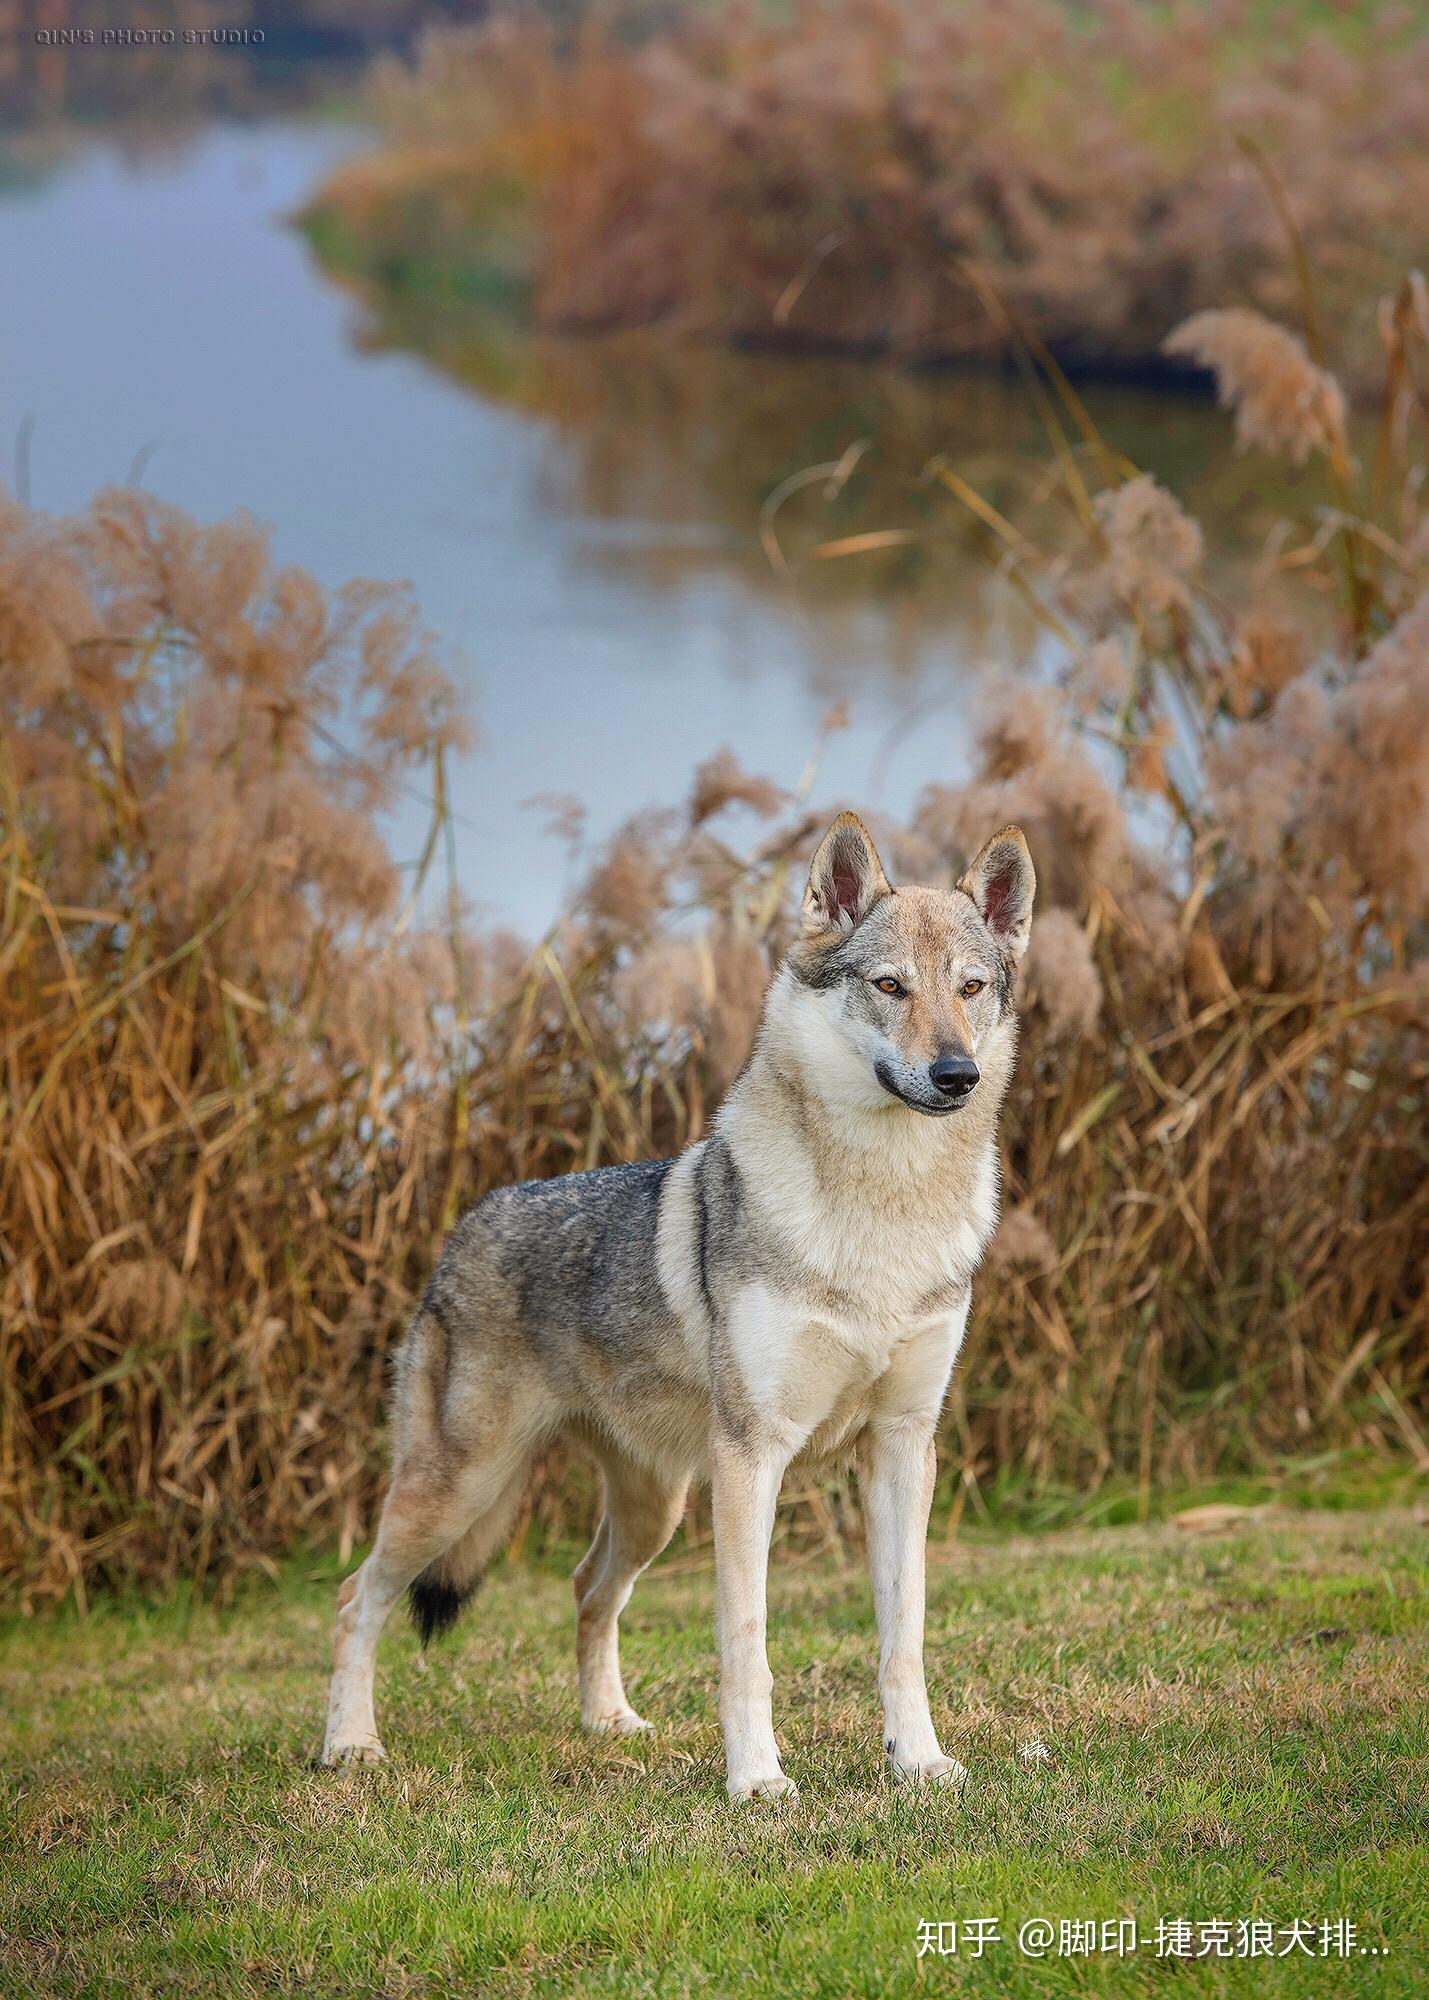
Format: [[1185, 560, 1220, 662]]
[[728, 1771, 799, 1803], [322, 1736, 387, 1768], [584, 1707, 653, 1739], [890, 1752, 968, 1788]]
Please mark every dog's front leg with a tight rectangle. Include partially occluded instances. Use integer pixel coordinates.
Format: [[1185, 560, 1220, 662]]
[[711, 1433, 797, 1801], [863, 1415, 967, 1786]]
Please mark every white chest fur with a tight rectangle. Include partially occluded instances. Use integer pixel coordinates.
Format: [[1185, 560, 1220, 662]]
[[709, 1083, 997, 1455], [720, 1089, 1000, 1336]]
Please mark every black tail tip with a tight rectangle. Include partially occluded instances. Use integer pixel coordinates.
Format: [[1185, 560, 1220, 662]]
[[407, 1575, 472, 1648]]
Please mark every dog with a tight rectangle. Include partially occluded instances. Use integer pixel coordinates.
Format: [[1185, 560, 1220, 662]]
[[322, 813, 1035, 1798]]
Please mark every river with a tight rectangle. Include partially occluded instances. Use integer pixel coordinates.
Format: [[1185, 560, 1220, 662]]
[[1, 114, 1288, 929]]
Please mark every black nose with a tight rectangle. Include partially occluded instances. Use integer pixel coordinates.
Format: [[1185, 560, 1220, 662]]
[[929, 1054, 979, 1101]]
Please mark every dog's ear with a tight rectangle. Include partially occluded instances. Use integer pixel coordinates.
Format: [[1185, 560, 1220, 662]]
[[959, 826, 1035, 960], [802, 812, 892, 936]]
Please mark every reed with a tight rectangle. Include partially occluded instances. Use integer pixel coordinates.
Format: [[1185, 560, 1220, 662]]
[[3, 278, 1427, 1611]]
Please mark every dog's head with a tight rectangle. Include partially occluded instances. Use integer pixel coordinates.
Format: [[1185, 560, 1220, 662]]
[[780, 812, 1035, 1118]]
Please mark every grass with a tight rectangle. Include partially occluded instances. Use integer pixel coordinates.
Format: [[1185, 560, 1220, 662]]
[[3, 1504, 1426, 1997]]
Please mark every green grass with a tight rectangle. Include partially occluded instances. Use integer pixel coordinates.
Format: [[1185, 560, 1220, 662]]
[[3, 1508, 1426, 1997]]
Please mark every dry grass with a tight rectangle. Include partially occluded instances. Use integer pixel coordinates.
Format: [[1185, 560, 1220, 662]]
[[3, 274, 1428, 1610]]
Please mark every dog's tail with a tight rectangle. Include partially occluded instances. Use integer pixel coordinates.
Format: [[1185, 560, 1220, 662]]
[[397, 1256, 535, 1647], [407, 1521, 491, 1647], [404, 1452, 534, 1647]]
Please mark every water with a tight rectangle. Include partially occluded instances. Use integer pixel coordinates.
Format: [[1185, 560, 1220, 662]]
[[0, 117, 1282, 931]]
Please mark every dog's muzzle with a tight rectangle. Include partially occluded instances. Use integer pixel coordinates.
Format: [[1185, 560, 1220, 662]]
[[874, 1058, 977, 1116]]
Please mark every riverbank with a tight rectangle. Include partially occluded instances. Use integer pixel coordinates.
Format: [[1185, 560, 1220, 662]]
[[302, 0, 1429, 392]]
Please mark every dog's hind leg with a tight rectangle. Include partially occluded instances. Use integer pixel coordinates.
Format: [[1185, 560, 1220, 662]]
[[322, 1446, 530, 1767], [574, 1446, 687, 1736]]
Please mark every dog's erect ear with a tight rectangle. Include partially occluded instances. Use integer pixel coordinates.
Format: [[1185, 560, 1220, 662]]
[[802, 812, 892, 936], [959, 825, 1035, 960]]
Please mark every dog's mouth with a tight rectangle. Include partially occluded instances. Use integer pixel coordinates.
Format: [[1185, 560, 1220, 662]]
[[873, 1061, 965, 1117]]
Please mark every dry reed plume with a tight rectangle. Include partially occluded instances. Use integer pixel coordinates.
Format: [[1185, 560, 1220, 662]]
[[4, 281, 1429, 1611], [306, 0, 1429, 390]]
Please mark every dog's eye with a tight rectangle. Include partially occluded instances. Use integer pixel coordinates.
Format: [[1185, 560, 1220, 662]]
[[874, 976, 905, 997], [961, 978, 986, 998]]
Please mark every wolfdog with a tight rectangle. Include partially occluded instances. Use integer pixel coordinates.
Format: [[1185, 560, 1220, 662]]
[[323, 814, 1035, 1798]]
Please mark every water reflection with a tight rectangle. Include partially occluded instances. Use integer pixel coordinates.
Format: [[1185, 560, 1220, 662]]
[[335, 282, 1329, 661]]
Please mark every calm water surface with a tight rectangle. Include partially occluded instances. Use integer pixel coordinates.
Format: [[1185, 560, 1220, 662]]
[[1, 118, 1273, 928]]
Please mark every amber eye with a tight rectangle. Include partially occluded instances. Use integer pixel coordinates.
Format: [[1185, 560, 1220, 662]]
[[874, 976, 905, 997], [961, 978, 986, 998]]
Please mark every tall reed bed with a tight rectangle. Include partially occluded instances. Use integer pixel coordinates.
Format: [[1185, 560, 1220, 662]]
[[305, 0, 1429, 388], [4, 283, 1428, 1610]]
